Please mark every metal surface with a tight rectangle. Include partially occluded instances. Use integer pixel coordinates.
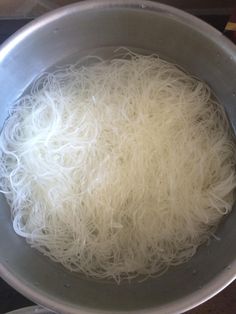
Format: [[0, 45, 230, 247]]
[[0, 1, 236, 314], [6, 306, 54, 314]]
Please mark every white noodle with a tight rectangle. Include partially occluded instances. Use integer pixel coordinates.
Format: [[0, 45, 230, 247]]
[[0, 52, 235, 282]]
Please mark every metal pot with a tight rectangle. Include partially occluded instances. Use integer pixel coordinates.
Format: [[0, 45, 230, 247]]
[[0, 1, 236, 313], [6, 306, 53, 314]]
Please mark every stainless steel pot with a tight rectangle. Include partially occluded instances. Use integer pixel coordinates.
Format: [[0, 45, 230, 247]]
[[0, 1, 236, 313], [6, 306, 54, 314]]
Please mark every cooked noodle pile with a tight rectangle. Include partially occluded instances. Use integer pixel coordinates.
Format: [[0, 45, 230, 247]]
[[0, 52, 235, 281]]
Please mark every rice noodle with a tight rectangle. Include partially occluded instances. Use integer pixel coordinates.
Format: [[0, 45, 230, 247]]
[[0, 52, 235, 282]]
